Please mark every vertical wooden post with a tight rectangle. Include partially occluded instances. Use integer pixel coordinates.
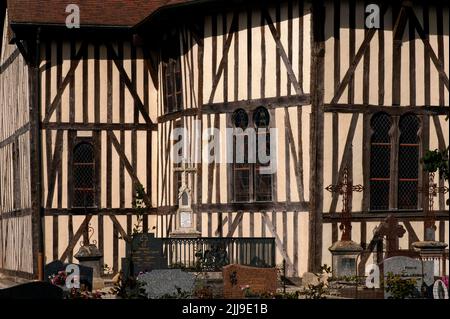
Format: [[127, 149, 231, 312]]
[[28, 28, 44, 281], [308, 0, 325, 272]]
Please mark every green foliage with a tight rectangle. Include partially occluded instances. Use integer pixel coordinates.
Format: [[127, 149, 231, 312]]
[[272, 291, 301, 299], [110, 272, 147, 299], [243, 288, 262, 298], [169, 262, 188, 271], [132, 183, 147, 234], [160, 287, 192, 299], [300, 264, 333, 299], [422, 149, 449, 181], [193, 284, 214, 299], [301, 282, 328, 299], [194, 246, 229, 271], [385, 272, 419, 299], [422, 149, 449, 205]]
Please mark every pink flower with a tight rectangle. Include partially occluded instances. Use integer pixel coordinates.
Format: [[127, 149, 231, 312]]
[[240, 285, 250, 291], [442, 276, 449, 288]]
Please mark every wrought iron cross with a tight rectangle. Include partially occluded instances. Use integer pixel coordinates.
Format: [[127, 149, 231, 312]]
[[418, 172, 449, 230], [325, 167, 364, 241]]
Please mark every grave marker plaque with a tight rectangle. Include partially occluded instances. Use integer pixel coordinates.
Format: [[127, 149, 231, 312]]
[[123, 233, 167, 277], [383, 256, 434, 299]]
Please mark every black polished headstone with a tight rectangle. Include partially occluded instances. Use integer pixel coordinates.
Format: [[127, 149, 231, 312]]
[[122, 233, 167, 277], [0, 282, 63, 299]]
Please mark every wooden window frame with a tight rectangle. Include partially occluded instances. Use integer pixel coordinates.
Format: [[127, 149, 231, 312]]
[[162, 36, 183, 115], [227, 108, 275, 204], [364, 111, 424, 213]]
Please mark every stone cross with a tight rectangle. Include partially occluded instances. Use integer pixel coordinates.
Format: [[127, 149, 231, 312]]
[[376, 215, 406, 257], [418, 172, 449, 237], [174, 159, 197, 200], [325, 167, 364, 241]]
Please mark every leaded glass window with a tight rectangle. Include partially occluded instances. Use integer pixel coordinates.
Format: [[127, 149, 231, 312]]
[[162, 33, 183, 114], [398, 114, 420, 210], [369, 112, 422, 212], [370, 113, 392, 211], [232, 107, 273, 203], [73, 141, 96, 208]]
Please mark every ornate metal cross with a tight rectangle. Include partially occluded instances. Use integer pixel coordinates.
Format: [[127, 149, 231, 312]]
[[418, 172, 449, 231], [325, 167, 364, 241]]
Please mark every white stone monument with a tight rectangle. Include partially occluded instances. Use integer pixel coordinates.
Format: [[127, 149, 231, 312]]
[[170, 160, 201, 238]]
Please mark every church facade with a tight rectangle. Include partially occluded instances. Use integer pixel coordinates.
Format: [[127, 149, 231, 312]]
[[0, 0, 448, 280]]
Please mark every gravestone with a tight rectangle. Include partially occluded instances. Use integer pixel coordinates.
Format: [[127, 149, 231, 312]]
[[383, 256, 434, 299], [122, 233, 167, 278], [301, 272, 330, 287], [302, 272, 320, 287], [44, 260, 94, 291], [0, 282, 63, 299], [137, 269, 196, 299], [223, 264, 277, 299]]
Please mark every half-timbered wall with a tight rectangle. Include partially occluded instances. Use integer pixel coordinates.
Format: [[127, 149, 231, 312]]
[[0, 10, 33, 276], [155, 1, 312, 276], [320, 0, 449, 269], [40, 39, 158, 272]]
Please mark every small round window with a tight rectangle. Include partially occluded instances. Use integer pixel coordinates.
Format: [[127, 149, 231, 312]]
[[253, 107, 270, 128], [232, 109, 249, 129]]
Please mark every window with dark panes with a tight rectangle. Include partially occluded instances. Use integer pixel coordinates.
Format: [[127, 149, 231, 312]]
[[233, 109, 251, 202], [370, 113, 392, 211], [369, 112, 422, 212], [162, 33, 183, 114], [173, 120, 183, 203], [232, 107, 273, 203], [398, 114, 420, 210], [72, 140, 96, 208], [254, 107, 273, 202]]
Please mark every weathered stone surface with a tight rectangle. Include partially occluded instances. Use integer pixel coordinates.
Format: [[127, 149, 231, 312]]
[[137, 269, 196, 299], [383, 256, 434, 298]]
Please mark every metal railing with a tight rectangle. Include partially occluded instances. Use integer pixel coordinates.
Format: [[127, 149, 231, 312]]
[[162, 237, 276, 271]]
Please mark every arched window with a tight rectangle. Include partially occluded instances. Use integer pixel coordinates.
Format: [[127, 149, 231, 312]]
[[231, 107, 273, 203], [73, 141, 96, 208], [369, 112, 422, 212], [398, 114, 420, 210], [370, 113, 392, 211], [232, 109, 251, 202], [254, 107, 272, 202]]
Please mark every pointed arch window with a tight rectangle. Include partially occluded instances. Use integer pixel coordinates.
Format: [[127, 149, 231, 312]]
[[72, 140, 96, 208], [369, 112, 421, 211], [231, 107, 273, 203], [370, 113, 392, 211], [398, 114, 420, 210]]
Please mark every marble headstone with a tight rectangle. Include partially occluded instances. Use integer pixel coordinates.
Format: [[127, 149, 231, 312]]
[[383, 256, 434, 298]]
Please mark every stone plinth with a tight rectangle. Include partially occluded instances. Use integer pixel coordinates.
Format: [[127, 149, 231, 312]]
[[329, 240, 363, 278]]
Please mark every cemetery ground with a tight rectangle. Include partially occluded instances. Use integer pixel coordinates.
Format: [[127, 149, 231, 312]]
[[0, 233, 448, 300]]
